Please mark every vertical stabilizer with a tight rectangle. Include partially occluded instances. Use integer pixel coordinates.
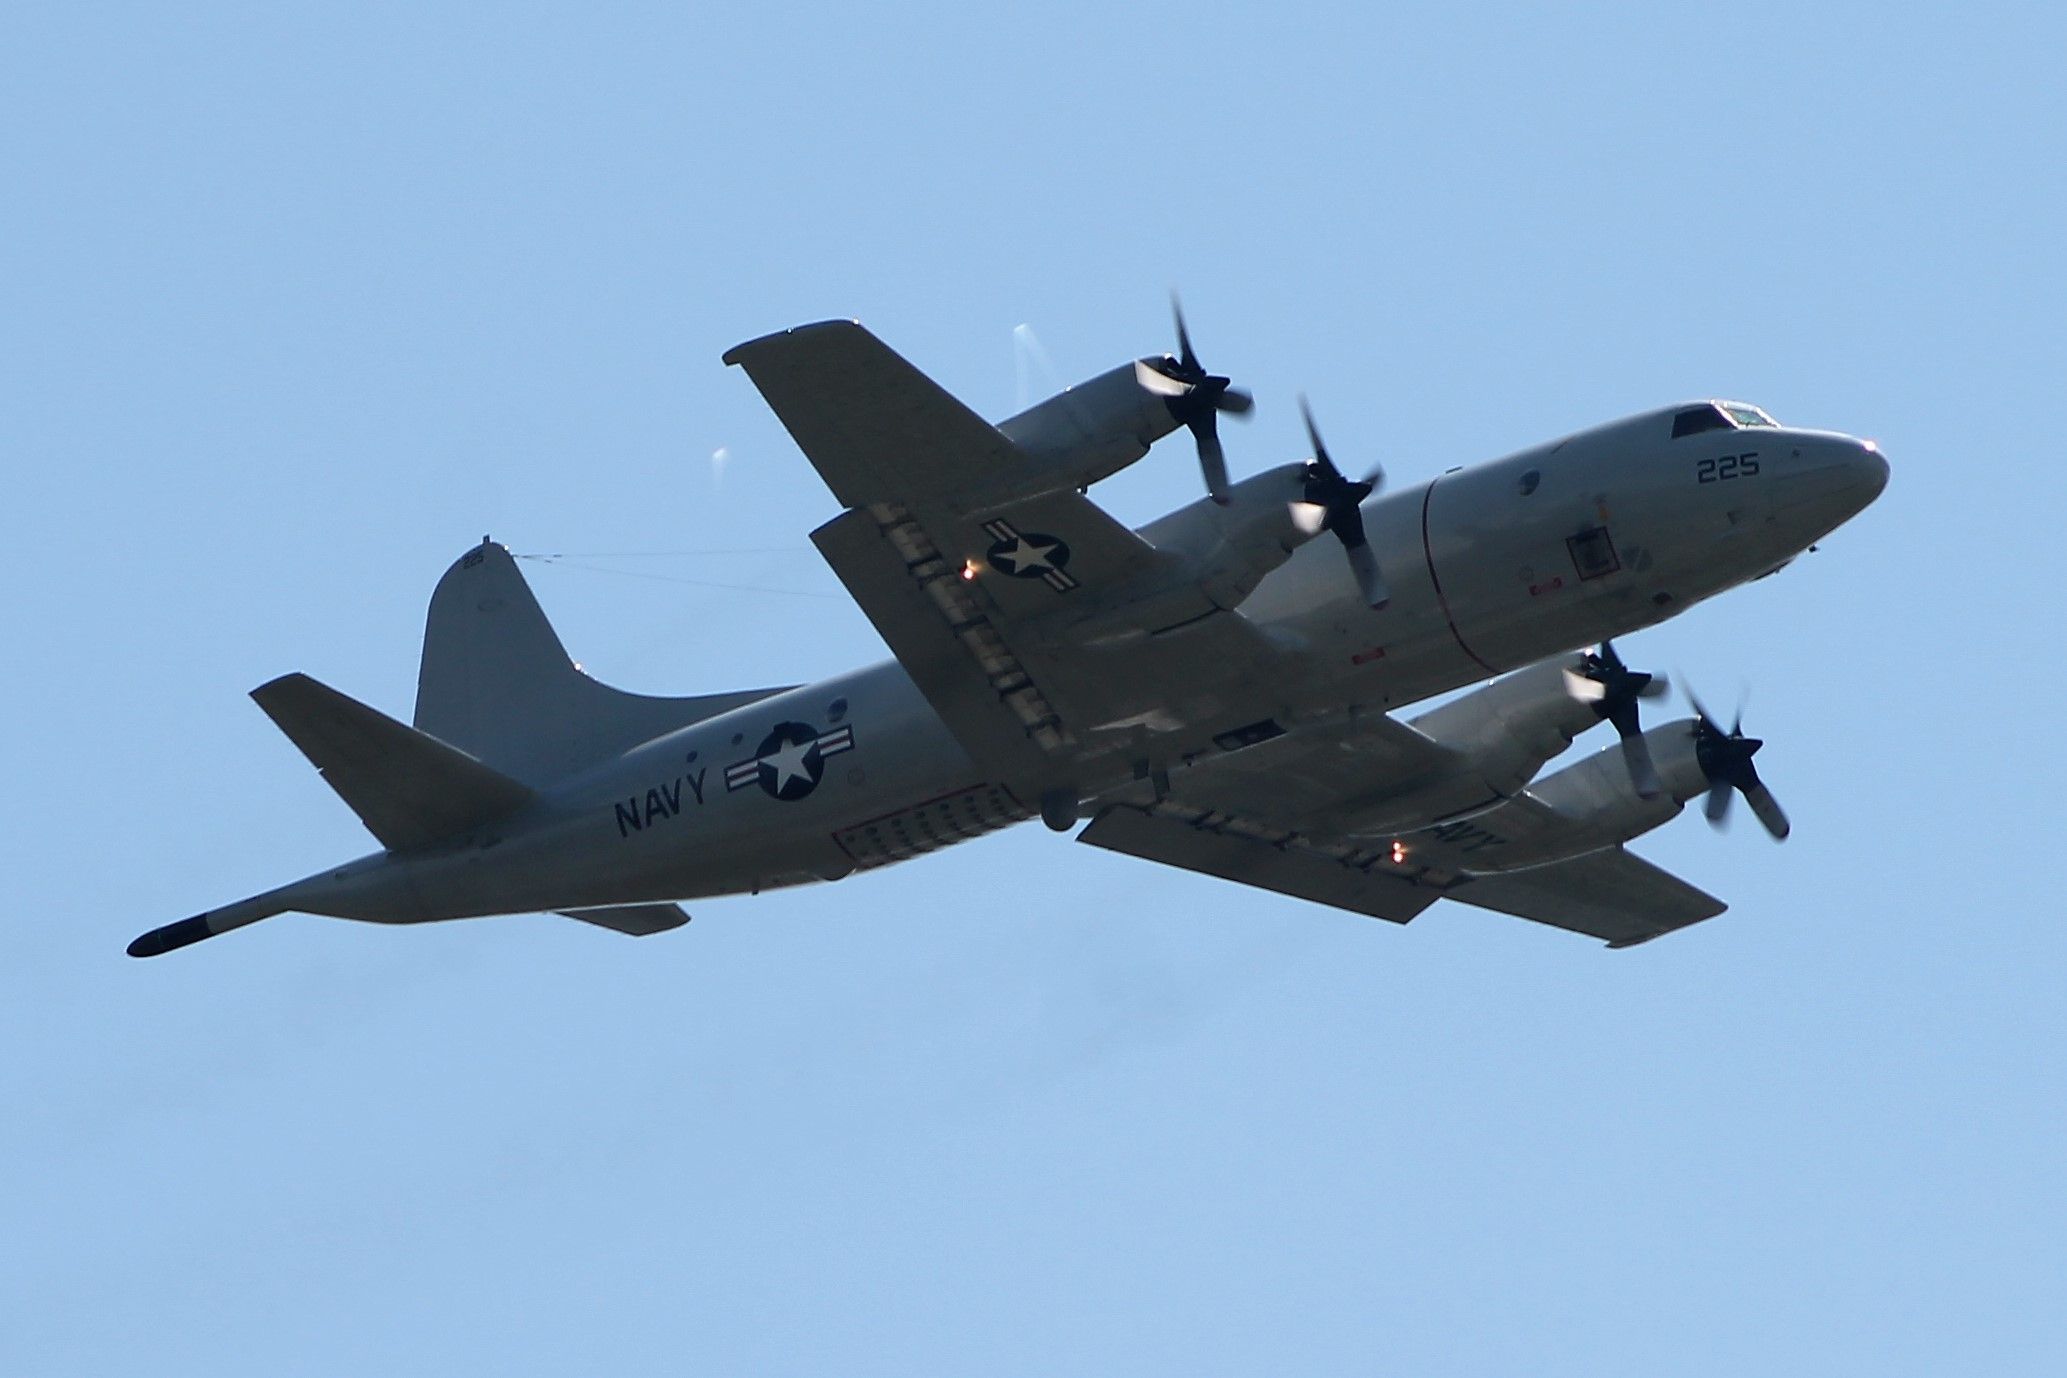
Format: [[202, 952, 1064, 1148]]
[[413, 541, 789, 786]]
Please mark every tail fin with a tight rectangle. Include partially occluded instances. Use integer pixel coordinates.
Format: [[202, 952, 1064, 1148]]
[[253, 673, 536, 850], [412, 541, 791, 786]]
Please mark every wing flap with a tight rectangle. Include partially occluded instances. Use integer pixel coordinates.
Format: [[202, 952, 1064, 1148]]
[[812, 506, 1065, 782]]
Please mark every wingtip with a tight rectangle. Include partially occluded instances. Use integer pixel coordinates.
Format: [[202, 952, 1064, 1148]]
[[722, 319, 866, 368]]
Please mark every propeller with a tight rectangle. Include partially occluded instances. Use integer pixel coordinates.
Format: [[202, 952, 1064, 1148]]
[[1563, 640, 1669, 798], [1133, 297, 1254, 503], [1686, 688, 1791, 840], [1296, 398, 1390, 610]]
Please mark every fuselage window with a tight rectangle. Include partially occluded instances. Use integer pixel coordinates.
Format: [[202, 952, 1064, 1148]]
[[1671, 405, 1736, 439]]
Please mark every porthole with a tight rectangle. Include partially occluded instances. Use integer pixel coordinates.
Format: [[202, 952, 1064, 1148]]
[[1517, 469, 1541, 496]]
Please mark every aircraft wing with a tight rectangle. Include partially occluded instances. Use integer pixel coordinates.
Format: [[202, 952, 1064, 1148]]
[[1441, 849, 1725, 948], [1078, 803, 1442, 924], [735, 322, 1284, 788], [1122, 710, 1468, 834], [723, 320, 1023, 509], [1391, 791, 1726, 945], [1081, 794, 1725, 948]]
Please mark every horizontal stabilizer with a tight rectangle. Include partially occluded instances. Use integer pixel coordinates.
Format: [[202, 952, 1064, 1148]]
[[252, 673, 536, 852], [555, 903, 691, 936]]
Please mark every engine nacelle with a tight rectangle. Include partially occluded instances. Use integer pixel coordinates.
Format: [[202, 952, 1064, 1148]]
[[1453, 719, 1709, 872], [1314, 653, 1629, 837], [970, 360, 1185, 509], [1406, 656, 1609, 797], [1134, 464, 1319, 610]]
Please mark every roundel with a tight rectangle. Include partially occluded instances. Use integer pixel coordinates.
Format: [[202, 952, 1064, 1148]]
[[985, 530, 1072, 579], [724, 720, 857, 802], [752, 722, 829, 801]]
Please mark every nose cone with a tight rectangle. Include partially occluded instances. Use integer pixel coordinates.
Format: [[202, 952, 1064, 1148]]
[[1855, 439, 1891, 503], [1770, 436, 1889, 544]]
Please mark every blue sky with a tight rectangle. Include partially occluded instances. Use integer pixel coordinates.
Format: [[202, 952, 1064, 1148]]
[[6, 3, 2064, 1373]]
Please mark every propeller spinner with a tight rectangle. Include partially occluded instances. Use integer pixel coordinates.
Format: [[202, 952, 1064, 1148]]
[[1133, 297, 1254, 504], [1687, 690, 1791, 840], [1563, 640, 1669, 799], [1296, 398, 1390, 611]]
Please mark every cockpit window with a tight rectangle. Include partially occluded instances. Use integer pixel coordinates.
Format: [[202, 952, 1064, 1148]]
[[1721, 402, 1778, 428], [1671, 404, 1735, 439]]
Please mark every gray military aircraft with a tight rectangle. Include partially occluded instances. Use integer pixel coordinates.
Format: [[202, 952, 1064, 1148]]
[[131, 310, 1887, 958]]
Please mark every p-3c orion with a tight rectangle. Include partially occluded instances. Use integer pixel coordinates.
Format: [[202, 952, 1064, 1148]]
[[131, 307, 1887, 958]]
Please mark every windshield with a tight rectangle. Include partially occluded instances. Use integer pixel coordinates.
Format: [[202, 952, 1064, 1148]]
[[1721, 402, 1778, 428]]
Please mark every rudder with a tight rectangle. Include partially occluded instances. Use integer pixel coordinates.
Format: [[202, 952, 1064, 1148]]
[[413, 540, 790, 786]]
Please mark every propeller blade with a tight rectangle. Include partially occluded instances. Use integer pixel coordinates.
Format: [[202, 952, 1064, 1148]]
[[1173, 295, 1199, 373], [1297, 396, 1389, 610], [1300, 396, 1338, 479], [1194, 420, 1231, 504], [1571, 640, 1664, 797], [1344, 541, 1390, 610], [1619, 730, 1664, 801], [1744, 782, 1790, 840], [1687, 680, 1789, 841], [1705, 783, 1735, 828], [1685, 685, 1720, 734], [1153, 298, 1252, 503]]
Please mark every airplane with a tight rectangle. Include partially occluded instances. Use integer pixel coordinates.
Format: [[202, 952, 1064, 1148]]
[[129, 309, 1888, 959]]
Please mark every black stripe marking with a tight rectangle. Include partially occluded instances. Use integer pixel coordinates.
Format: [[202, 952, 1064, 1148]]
[[1419, 478, 1498, 674]]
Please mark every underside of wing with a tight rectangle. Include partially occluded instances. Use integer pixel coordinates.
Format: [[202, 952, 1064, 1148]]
[[723, 320, 1021, 509], [1128, 711, 1466, 834], [811, 505, 1066, 783], [1078, 804, 1441, 924], [1444, 849, 1726, 947], [1081, 794, 1726, 949]]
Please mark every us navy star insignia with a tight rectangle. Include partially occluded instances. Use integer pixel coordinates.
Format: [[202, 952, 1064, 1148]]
[[982, 519, 1078, 592], [725, 721, 856, 801]]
